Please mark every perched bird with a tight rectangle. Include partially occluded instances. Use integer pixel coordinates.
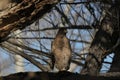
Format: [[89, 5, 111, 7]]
[[51, 28, 72, 71]]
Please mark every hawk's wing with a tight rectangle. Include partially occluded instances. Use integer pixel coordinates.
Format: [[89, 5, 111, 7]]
[[51, 41, 55, 69]]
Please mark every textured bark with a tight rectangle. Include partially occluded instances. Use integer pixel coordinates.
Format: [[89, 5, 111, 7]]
[[81, 5, 119, 75], [1, 71, 120, 80], [109, 46, 120, 72], [0, 0, 60, 42], [108, 1, 120, 72], [81, 29, 113, 75]]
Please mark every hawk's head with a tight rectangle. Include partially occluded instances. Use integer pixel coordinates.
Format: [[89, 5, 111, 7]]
[[57, 28, 67, 35]]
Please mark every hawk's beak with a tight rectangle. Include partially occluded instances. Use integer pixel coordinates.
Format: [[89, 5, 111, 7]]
[[64, 29, 67, 33]]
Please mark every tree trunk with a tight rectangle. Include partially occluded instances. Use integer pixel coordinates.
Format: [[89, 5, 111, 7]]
[[81, 5, 119, 75], [108, 1, 120, 72], [1, 71, 120, 80], [109, 46, 120, 72]]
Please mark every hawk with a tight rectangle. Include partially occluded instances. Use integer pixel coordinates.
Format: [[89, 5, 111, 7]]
[[51, 28, 72, 71]]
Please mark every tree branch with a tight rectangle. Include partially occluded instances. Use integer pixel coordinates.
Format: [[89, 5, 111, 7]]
[[1, 71, 120, 80], [1, 41, 49, 71], [0, 0, 61, 41]]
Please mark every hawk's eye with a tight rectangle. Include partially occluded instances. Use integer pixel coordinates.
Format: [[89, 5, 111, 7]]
[[64, 29, 67, 33]]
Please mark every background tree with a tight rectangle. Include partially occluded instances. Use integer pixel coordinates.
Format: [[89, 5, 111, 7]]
[[0, 0, 120, 79]]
